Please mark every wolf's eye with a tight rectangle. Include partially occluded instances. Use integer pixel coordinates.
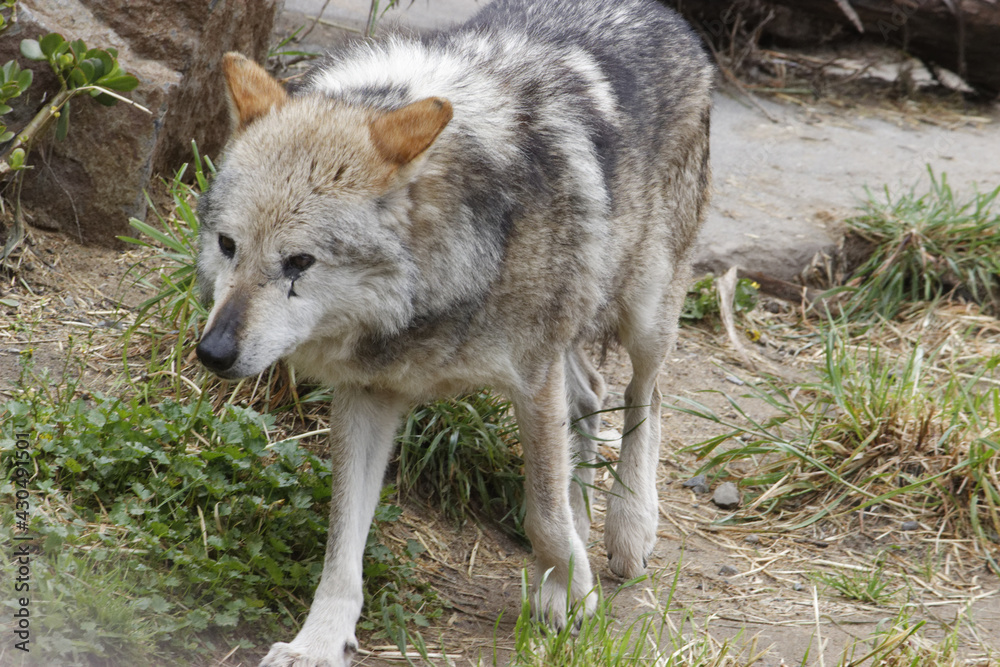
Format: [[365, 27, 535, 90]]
[[283, 254, 315, 278], [218, 234, 236, 259]]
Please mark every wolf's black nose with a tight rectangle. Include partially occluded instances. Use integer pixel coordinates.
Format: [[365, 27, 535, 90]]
[[196, 326, 239, 373]]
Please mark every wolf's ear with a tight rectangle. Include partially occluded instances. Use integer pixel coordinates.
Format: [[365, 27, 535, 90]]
[[369, 97, 453, 166], [222, 52, 288, 133]]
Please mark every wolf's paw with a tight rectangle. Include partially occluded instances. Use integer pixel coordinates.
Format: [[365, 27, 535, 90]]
[[532, 566, 598, 632], [604, 489, 657, 579], [258, 636, 358, 667]]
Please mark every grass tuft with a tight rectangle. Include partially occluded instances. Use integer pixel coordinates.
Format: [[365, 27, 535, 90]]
[[843, 168, 1000, 319], [812, 552, 898, 606], [398, 390, 527, 541], [673, 318, 1000, 549]]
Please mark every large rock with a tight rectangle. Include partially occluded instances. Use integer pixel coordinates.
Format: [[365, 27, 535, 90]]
[[3, 0, 282, 246]]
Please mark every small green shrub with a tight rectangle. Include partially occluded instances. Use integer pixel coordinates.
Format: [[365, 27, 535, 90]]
[[681, 274, 759, 324]]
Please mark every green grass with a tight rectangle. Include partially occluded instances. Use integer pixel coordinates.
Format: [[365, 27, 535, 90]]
[[843, 168, 1000, 319], [502, 560, 972, 667], [398, 391, 527, 541], [812, 552, 899, 606], [672, 320, 1000, 546], [503, 564, 759, 667]]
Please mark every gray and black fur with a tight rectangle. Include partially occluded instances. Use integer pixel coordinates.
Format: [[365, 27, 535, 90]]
[[195, 1, 713, 664]]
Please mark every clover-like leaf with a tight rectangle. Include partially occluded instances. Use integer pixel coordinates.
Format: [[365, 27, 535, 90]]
[[20, 39, 44, 61], [81, 56, 105, 81], [69, 38, 87, 61], [97, 74, 139, 92], [17, 68, 32, 91], [68, 66, 87, 88], [78, 60, 96, 83], [39, 33, 65, 59]]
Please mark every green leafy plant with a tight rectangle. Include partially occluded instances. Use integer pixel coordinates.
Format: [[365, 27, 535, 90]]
[[19, 33, 137, 139], [681, 274, 759, 324], [1, 14, 145, 262], [2, 32, 141, 176], [0, 355, 441, 664]]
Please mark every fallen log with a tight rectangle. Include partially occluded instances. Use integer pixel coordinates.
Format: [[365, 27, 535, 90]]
[[670, 0, 1000, 98]]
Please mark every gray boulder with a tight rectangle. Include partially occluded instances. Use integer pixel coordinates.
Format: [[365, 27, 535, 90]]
[[3, 0, 282, 246]]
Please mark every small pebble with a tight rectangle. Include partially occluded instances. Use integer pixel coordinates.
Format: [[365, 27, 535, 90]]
[[682, 474, 710, 495], [718, 564, 739, 577], [793, 582, 805, 592], [725, 375, 745, 386], [712, 482, 741, 509], [744, 534, 760, 545], [900, 521, 920, 531]]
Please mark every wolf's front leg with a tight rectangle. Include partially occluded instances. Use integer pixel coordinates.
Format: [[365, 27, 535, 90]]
[[259, 389, 407, 667], [512, 357, 597, 631]]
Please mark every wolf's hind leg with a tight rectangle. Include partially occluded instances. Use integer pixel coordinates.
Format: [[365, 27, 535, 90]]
[[513, 355, 597, 630], [605, 271, 688, 579], [565, 346, 605, 544]]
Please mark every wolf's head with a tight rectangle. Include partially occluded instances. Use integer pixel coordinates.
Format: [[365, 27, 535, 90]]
[[195, 53, 452, 379]]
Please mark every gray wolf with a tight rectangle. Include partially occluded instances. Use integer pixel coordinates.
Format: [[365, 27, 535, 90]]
[[195, 0, 712, 664]]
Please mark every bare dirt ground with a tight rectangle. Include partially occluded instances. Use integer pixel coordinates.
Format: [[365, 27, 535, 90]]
[[2, 6, 1000, 665]]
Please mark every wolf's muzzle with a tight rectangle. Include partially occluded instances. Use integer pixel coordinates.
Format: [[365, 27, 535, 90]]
[[196, 294, 246, 375]]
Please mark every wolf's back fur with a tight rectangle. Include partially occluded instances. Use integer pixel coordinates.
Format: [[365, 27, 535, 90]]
[[196, 1, 713, 664]]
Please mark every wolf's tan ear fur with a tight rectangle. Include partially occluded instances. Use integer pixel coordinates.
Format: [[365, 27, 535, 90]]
[[369, 97, 453, 165], [222, 52, 288, 132]]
